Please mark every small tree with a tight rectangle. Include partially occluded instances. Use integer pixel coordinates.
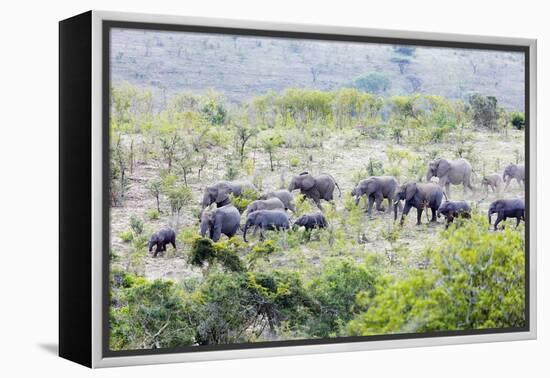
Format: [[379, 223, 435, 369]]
[[166, 184, 193, 217], [159, 131, 180, 172], [510, 111, 525, 130], [468, 93, 498, 130], [261, 134, 283, 171], [146, 178, 163, 213], [352, 73, 391, 94], [234, 123, 258, 163]]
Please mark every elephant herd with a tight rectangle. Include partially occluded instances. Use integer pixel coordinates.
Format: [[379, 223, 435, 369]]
[[146, 160, 526, 257]]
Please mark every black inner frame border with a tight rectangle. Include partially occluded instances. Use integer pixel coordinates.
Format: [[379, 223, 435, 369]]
[[102, 19, 531, 358]]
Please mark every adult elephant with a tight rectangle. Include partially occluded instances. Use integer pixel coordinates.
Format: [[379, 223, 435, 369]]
[[288, 172, 341, 209], [351, 176, 398, 215], [488, 198, 525, 231], [200, 204, 241, 242], [201, 181, 257, 210], [426, 158, 473, 198], [394, 182, 445, 225], [503, 163, 525, 190], [242, 210, 290, 242]]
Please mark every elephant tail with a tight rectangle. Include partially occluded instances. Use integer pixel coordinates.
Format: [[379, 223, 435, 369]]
[[324, 173, 342, 197]]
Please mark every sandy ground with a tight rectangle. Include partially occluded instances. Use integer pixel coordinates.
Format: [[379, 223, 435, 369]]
[[110, 128, 525, 282]]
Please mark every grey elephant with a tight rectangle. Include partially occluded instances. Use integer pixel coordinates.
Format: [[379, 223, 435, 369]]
[[293, 212, 327, 231], [246, 197, 285, 215], [351, 176, 398, 215], [426, 158, 473, 198], [288, 172, 341, 209], [242, 210, 290, 242], [394, 182, 445, 225], [201, 181, 257, 210], [436, 200, 471, 229], [503, 164, 525, 190], [259, 189, 296, 212], [481, 173, 503, 195], [148, 228, 177, 258], [488, 198, 525, 231], [200, 204, 241, 242]]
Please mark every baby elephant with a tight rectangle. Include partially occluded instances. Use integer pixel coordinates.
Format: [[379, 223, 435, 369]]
[[488, 199, 525, 231], [437, 201, 471, 229], [148, 228, 177, 258], [481, 174, 503, 195], [200, 204, 241, 242], [293, 212, 328, 231], [246, 197, 285, 215], [242, 210, 290, 242]]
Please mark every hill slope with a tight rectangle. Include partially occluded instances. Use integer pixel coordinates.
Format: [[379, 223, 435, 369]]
[[110, 28, 525, 111]]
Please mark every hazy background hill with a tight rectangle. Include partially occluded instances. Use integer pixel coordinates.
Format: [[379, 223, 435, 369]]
[[110, 28, 525, 111]]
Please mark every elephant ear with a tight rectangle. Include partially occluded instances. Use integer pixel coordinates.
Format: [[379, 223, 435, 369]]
[[436, 159, 450, 177], [405, 182, 417, 201], [216, 183, 232, 203], [300, 175, 315, 191]]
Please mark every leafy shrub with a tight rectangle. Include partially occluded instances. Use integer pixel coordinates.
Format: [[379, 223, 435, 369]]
[[165, 184, 193, 216], [510, 111, 525, 130], [110, 278, 195, 350], [347, 214, 525, 335], [119, 230, 133, 243], [146, 208, 160, 220], [228, 188, 259, 213], [188, 237, 244, 272], [352, 73, 391, 94], [289, 156, 300, 168], [129, 214, 144, 235], [307, 258, 380, 337], [468, 93, 498, 130]]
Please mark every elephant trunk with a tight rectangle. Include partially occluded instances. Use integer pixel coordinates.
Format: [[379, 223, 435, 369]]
[[427, 170, 433, 181], [488, 210, 493, 225], [394, 202, 400, 221], [243, 222, 250, 242]]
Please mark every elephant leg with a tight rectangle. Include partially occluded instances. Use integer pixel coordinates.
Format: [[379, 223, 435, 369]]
[[430, 206, 438, 222], [153, 245, 159, 258], [375, 194, 385, 212], [400, 203, 412, 225], [367, 196, 374, 215], [416, 207, 423, 225], [494, 211, 504, 231], [171, 240, 177, 249], [515, 216, 521, 228]]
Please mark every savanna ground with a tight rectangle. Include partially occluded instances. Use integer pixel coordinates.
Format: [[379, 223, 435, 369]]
[[108, 85, 526, 351]]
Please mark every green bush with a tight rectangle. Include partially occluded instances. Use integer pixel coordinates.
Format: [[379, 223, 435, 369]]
[[510, 111, 525, 130], [347, 214, 525, 336], [146, 208, 160, 220], [119, 230, 133, 243], [188, 237, 245, 272], [307, 258, 379, 337], [110, 278, 195, 350]]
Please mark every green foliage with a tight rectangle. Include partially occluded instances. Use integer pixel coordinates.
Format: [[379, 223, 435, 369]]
[[188, 238, 244, 272], [165, 184, 193, 216], [347, 214, 525, 335], [110, 278, 195, 350], [146, 208, 160, 220], [119, 230, 133, 243], [468, 93, 498, 130], [228, 188, 259, 213], [510, 111, 525, 130], [129, 214, 144, 235], [352, 73, 391, 94], [366, 157, 384, 176], [308, 258, 379, 337], [200, 91, 227, 125]]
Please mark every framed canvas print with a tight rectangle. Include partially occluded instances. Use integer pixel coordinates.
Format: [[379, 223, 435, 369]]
[[59, 10, 537, 368]]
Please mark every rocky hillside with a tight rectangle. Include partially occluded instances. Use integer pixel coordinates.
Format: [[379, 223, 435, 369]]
[[110, 28, 525, 111]]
